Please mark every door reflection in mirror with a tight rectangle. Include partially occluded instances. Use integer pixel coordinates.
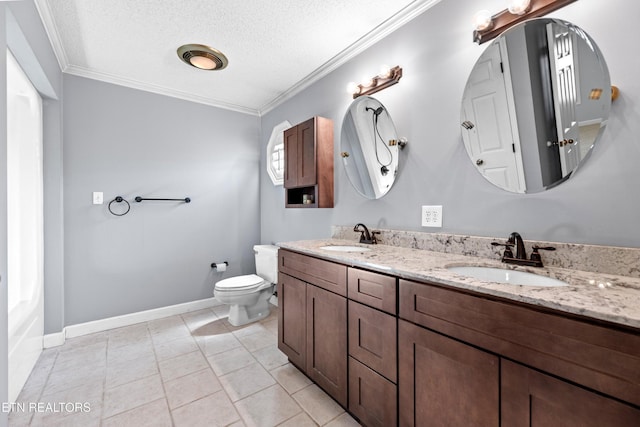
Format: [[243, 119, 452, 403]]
[[461, 18, 611, 193], [341, 96, 400, 199]]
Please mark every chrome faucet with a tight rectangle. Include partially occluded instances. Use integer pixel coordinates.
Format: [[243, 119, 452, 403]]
[[353, 223, 379, 244], [492, 232, 555, 267]]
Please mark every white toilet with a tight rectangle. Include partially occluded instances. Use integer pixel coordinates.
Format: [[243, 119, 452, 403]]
[[214, 245, 278, 326]]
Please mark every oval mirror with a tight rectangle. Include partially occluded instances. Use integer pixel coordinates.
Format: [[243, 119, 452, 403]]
[[461, 18, 611, 193], [341, 96, 399, 199]]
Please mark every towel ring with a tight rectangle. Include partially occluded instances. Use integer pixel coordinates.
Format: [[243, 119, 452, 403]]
[[108, 196, 131, 216]]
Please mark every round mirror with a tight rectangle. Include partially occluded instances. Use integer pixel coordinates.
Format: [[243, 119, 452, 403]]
[[461, 18, 611, 193], [341, 96, 399, 199]]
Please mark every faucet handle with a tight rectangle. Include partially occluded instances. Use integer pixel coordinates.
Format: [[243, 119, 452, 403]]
[[491, 241, 514, 258], [532, 246, 556, 251], [530, 246, 555, 265], [371, 231, 381, 244]]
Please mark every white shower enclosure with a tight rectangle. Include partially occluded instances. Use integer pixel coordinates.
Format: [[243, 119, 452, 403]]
[[6, 48, 44, 403]]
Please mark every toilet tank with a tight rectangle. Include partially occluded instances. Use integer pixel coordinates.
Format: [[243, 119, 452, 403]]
[[254, 245, 279, 284]]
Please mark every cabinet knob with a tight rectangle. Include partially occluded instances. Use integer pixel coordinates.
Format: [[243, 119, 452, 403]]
[[476, 159, 484, 166], [341, 152, 350, 158]]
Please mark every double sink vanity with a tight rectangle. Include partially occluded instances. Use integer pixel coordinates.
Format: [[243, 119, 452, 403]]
[[276, 11, 637, 424], [276, 231, 640, 426]]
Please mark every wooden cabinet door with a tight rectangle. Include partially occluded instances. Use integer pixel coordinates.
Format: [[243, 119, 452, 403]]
[[296, 117, 316, 187], [277, 273, 306, 370], [501, 360, 640, 427], [283, 126, 298, 188], [306, 284, 347, 407], [398, 319, 499, 427], [283, 118, 316, 189], [349, 357, 397, 427]]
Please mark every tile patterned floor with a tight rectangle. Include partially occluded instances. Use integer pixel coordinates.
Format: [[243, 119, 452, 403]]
[[9, 305, 361, 427]]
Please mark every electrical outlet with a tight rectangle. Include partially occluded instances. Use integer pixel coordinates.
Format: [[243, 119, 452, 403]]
[[421, 205, 442, 227], [93, 192, 103, 205]]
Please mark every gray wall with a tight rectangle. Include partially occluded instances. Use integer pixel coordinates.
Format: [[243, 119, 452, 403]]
[[63, 75, 260, 325], [260, 0, 640, 248], [1, 0, 64, 423]]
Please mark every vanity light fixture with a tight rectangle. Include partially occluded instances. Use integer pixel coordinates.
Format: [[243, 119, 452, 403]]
[[177, 44, 229, 70], [473, 0, 578, 44], [346, 65, 403, 99]]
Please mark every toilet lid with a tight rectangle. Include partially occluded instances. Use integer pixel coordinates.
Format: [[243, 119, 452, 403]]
[[215, 274, 268, 291]]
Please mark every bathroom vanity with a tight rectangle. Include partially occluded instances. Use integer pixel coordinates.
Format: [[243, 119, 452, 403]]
[[277, 238, 640, 427]]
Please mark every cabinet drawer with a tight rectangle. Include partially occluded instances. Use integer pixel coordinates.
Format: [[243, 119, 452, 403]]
[[279, 250, 347, 296], [348, 267, 396, 314], [349, 357, 397, 427], [348, 300, 397, 383], [399, 279, 640, 407]]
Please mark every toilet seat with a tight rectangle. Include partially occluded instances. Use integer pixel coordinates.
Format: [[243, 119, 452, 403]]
[[215, 274, 271, 294]]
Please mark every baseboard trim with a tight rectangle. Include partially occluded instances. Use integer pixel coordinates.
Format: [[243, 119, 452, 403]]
[[43, 331, 66, 348], [43, 297, 222, 348]]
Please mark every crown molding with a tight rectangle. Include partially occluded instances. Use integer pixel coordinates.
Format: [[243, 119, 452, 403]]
[[34, 0, 440, 117], [258, 0, 441, 115], [64, 65, 260, 115], [34, 0, 69, 72]]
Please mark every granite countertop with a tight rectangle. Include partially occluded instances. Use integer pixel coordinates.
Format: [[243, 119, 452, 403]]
[[278, 239, 640, 330]]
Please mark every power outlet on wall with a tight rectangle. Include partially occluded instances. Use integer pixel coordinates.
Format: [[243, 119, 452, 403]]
[[421, 205, 443, 228]]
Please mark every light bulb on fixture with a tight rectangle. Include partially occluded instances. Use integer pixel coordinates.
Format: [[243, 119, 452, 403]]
[[361, 75, 376, 88], [379, 64, 392, 79], [346, 82, 360, 95], [189, 55, 217, 70], [472, 10, 493, 31], [507, 0, 531, 15]]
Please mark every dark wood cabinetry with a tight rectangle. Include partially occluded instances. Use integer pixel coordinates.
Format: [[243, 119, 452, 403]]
[[348, 300, 396, 382], [349, 357, 397, 427], [346, 268, 398, 427], [398, 278, 640, 426], [501, 359, 640, 427], [278, 249, 640, 426], [398, 319, 499, 427], [277, 273, 306, 370], [277, 250, 347, 406], [347, 267, 396, 315], [307, 284, 347, 406], [283, 116, 334, 208]]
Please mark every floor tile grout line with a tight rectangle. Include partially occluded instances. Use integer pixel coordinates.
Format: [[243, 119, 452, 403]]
[[147, 319, 177, 427], [192, 313, 247, 426]]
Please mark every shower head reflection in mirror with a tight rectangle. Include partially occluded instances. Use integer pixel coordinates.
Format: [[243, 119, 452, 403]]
[[461, 18, 611, 193], [341, 96, 404, 199]]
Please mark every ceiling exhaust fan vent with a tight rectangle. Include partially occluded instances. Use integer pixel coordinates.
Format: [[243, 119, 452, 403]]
[[177, 44, 228, 71]]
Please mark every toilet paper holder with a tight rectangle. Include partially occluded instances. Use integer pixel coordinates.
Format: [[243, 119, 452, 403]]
[[211, 261, 229, 270]]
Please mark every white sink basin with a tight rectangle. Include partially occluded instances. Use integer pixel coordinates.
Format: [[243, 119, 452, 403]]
[[447, 266, 569, 287], [320, 245, 372, 253]]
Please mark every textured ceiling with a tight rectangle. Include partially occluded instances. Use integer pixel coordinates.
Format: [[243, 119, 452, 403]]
[[35, 0, 440, 115]]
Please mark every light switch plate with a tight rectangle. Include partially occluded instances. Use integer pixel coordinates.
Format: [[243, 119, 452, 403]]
[[421, 205, 442, 227], [93, 192, 103, 205]]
